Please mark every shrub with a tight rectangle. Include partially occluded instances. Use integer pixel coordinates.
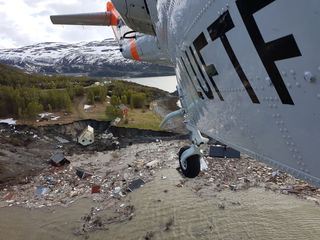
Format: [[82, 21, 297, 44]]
[[105, 105, 122, 120], [131, 93, 146, 108]]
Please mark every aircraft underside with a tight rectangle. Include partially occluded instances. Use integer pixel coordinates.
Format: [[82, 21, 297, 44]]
[[51, 0, 320, 186], [167, 0, 320, 186]]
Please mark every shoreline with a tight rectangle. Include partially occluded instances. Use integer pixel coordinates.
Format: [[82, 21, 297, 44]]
[[0, 139, 319, 239]]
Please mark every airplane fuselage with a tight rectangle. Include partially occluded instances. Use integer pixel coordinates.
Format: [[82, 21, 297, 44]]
[[145, 0, 320, 186]]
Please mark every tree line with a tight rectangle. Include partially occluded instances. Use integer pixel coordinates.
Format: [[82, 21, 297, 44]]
[[0, 64, 110, 119], [0, 63, 90, 89], [0, 64, 169, 120], [0, 86, 72, 118]]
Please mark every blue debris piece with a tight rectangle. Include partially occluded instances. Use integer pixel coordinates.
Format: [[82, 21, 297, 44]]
[[36, 186, 50, 197], [209, 145, 240, 159]]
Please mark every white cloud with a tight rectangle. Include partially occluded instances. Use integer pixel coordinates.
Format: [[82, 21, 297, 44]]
[[0, 0, 114, 49]]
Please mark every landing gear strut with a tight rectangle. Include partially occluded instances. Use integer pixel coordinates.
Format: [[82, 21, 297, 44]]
[[178, 123, 208, 178], [159, 108, 208, 178], [178, 145, 201, 178]]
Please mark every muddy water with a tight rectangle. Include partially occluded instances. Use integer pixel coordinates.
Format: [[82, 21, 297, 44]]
[[1, 168, 320, 240]]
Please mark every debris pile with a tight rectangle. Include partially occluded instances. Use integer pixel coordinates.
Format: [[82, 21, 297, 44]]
[[187, 155, 320, 204], [0, 141, 180, 208]]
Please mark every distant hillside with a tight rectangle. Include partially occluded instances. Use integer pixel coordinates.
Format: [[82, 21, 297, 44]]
[[0, 39, 174, 77], [0, 63, 169, 120], [0, 63, 90, 89]]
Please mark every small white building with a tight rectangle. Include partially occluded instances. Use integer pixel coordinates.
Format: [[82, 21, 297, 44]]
[[78, 125, 94, 146]]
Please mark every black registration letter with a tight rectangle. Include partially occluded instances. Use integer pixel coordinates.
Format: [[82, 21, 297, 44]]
[[207, 11, 260, 104], [236, 0, 302, 105]]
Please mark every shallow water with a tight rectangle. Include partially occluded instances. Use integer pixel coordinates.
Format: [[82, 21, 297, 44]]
[[124, 76, 177, 93], [1, 168, 320, 240]]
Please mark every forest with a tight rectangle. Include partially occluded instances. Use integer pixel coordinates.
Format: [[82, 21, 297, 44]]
[[0, 64, 167, 119]]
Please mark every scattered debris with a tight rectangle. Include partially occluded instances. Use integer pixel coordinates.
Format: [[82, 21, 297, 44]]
[[229, 184, 237, 191], [128, 178, 145, 192], [38, 113, 53, 119], [112, 187, 124, 198], [78, 125, 94, 146], [0, 131, 319, 212], [231, 201, 241, 206], [54, 136, 70, 144], [84, 105, 94, 112], [3, 192, 15, 201], [218, 203, 225, 210], [76, 168, 93, 179], [50, 116, 61, 121], [200, 158, 208, 171], [36, 186, 50, 197], [74, 207, 107, 236], [144, 231, 155, 240], [111, 117, 121, 126], [0, 118, 16, 125], [91, 185, 101, 194], [49, 152, 70, 167], [165, 217, 174, 231], [209, 145, 240, 158], [146, 160, 160, 169], [101, 133, 114, 139]]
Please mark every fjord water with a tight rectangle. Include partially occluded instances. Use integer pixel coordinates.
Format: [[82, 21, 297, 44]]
[[1, 169, 320, 240], [125, 75, 177, 93]]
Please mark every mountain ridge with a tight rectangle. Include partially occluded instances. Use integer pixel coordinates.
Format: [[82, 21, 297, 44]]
[[0, 38, 174, 78]]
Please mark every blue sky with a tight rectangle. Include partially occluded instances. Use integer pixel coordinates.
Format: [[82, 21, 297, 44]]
[[0, 0, 114, 48]]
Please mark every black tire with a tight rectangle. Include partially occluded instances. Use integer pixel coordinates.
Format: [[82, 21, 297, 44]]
[[178, 146, 201, 178], [178, 146, 190, 159]]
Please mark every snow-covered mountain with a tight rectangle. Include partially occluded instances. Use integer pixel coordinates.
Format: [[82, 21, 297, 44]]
[[0, 39, 174, 77]]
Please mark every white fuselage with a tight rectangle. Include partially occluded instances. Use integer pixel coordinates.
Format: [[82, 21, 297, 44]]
[[141, 0, 320, 186]]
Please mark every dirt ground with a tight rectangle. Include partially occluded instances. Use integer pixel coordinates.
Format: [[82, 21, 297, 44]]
[[0, 120, 181, 188]]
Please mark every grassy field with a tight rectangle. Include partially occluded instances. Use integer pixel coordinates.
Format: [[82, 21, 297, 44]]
[[118, 109, 162, 131], [18, 96, 163, 131]]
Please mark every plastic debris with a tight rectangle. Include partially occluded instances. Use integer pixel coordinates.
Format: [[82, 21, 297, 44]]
[[76, 168, 93, 179], [200, 158, 208, 171], [0, 118, 16, 125], [50, 152, 70, 167], [55, 136, 70, 144], [146, 160, 160, 169], [91, 185, 101, 194], [128, 178, 145, 192], [112, 187, 124, 198], [36, 186, 50, 197]]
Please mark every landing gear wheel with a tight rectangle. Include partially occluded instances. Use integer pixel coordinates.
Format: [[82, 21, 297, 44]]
[[178, 146, 201, 178]]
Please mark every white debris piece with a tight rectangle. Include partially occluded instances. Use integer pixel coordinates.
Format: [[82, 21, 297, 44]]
[[0, 118, 16, 125], [112, 118, 122, 126], [38, 112, 53, 119], [200, 158, 208, 171], [146, 160, 160, 169], [176, 100, 182, 108], [50, 116, 61, 121], [101, 133, 113, 139], [84, 105, 93, 111], [55, 136, 70, 144], [78, 126, 95, 146]]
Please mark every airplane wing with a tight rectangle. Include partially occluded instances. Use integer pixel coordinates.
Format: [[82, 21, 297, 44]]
[[50, 12, 118, 26]]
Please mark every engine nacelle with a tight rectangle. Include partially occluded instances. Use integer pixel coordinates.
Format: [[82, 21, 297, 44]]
[[121, 35, 170, 65]]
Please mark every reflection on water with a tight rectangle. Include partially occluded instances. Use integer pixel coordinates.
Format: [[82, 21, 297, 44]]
[[1, 169, 320, 240], [124, 76, 177, 93]]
